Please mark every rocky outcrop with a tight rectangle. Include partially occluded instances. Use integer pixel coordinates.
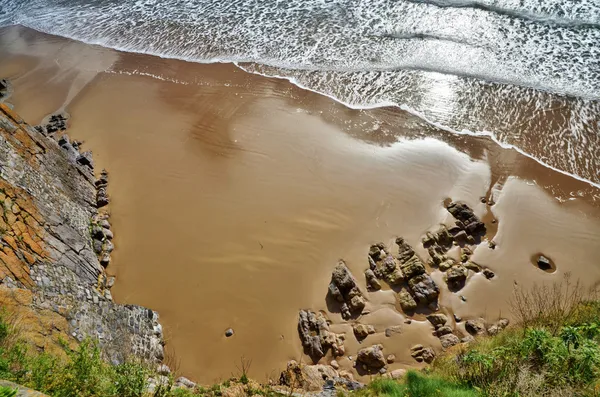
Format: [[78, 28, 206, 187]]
[[0, 103, 164, 364], [328, 261, 366, 319], [278, 360, 363, 393], [356, 344, 386, 371], [410, 345, 435, 363], [298, 310, 345, 361]]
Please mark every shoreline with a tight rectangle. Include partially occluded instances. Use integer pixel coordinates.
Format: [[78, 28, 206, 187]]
[[2, 23, 600, 190], [1, 25, 600, 384]]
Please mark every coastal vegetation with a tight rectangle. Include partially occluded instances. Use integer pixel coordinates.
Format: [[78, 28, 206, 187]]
[[0, 277, 597, 396], [355, 278, 600, 397]]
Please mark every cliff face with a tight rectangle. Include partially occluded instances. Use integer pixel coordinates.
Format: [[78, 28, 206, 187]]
[[0, 103, 164, 363]]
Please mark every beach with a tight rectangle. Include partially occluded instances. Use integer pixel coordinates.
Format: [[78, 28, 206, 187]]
[[1, 24, 600, 383]]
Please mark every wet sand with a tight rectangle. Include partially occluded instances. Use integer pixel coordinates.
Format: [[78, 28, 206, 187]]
[[1, 25, 600, 383]]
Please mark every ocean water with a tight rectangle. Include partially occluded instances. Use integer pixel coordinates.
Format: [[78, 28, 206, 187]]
[[1, 0, 599, 186]]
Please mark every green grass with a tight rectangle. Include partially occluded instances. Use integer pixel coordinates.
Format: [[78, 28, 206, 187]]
[[357, 371, 478, 397]]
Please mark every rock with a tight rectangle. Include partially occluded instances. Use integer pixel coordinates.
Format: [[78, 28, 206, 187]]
[[464, 261, 481, 272], [487, 318, 509, 336], [225, 328, 234, 337], [488, 241, 496, 249], [380, 256, 404, 285], [461, 335, 475, 343], [364, 269, 381, 291], [76, 151, 94, 168], [157, 364, 171, 375], [338, 370, 354, 382], [465, 318, 486, 336], [298, 310, 345, 360], [368, 243, 385, 260], [399, 255, 426, 279], [328, 261, 366, 319], [395, 237, 415, 262], [92, 239, 103, 254], [175, 377, 196, 389], [410, 345, 435, 364], [102, 240, 114, 253], [386, 354, 396, 364], [426, 313, 448, 329], [446, 265, 467, 289], [357, 344, 386, 369], [100, 253, 111, 267], [453, 230, 469, 245], [435, 326, 453, 337], [438, 258, 456, 271], [398, 289, 418, 312], [537, 255, 553, 271], [279, 362, 339, 392], [97, 187, 109, 208], [387, 369, 406, 380], [330, 360, 339, 370], [454, 314, 462, 322], [483, 269, 495, 279], [408, 273, 439, 304], [384, 325, 402, 337], [353, 324, 375, 340], [439, 334, 460, 349]]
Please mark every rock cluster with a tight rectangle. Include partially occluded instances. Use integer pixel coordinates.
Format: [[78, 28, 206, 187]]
[[465, 317, 509, 337], [298, 310, 345, 361], [328, 261, 366, 319], [0, 103, 165, 364], [278, 360, 363, 393], [37, 113, 68, 135], [369, 238, 439, 312], [356, 344, 386, 372], [91, 212, 114, 268], [95, 169, 110, 208], [410, 344, 436, 363], [0, 79, 9, 100]]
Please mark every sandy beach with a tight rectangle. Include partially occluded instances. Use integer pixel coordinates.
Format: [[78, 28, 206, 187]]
[[1, 25, 600, 383]]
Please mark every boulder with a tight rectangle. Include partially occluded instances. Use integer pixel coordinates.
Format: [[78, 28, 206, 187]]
[[175, 377, 196, 389], [464, 261, 481, 272], [298, 310, 345, 360], [438, 258, 455, 271], [483, 268, 495, 279], [426, 313, 448, 329], [410, 345, 435, 364], [364, 269, 381, 291], [353, 324, 375, 340], [465, 318, 486, 336], [357, 344, 386, 370], [408, 274, 439, 304], [395, 237, 415, 262], [380, 256, 404, 285], [487, 318, 509, 336], [398, 289, 418, 312], [386, 354, 396, 364], [399, 255, 426, 279], [439, 334, 460, 349], [386, 369, 406, 380], [446, 265, 467, 289], [328, 261, 366, 319], [435, 325, 453, 337]]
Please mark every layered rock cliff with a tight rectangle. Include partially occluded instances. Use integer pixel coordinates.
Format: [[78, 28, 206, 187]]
[[0, 102, 164, 364]]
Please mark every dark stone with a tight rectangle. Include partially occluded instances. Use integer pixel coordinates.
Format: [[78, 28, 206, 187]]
[[408, 273, 439, 304], [225, 328, 234, 337], [76, 151, 94, 168], [483, 269, 495, 279], [537, 255, 552, 270]]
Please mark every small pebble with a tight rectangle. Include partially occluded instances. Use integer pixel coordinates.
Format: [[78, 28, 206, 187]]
[[225, 328, 234, 337]]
